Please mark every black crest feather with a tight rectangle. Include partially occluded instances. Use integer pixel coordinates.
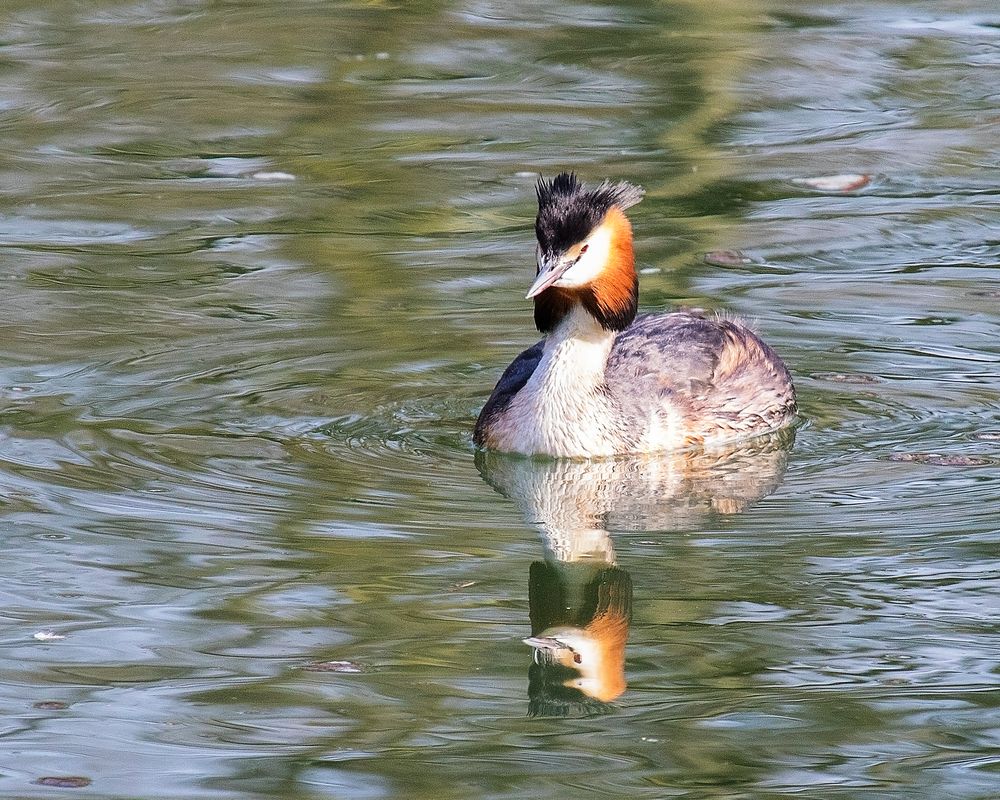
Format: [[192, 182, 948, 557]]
[[535, 172, 644, 254]]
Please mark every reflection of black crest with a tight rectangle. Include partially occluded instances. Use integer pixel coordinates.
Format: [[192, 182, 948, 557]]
[[527, 660, 607, 718], [535, 172, 644, 254]]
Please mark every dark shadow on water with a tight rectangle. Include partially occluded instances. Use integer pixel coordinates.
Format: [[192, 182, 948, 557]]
[[475, 429, 795, 717]]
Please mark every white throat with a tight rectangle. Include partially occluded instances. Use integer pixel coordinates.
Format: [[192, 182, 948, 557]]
[[509, 305, 621, 457], [546, 302, 613, 352]]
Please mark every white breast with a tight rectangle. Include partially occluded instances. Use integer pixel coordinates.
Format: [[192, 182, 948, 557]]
[[490, 307, 623, 457]]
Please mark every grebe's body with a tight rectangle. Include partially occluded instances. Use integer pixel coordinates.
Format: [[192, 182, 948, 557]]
[[474, 173, 796, 458]]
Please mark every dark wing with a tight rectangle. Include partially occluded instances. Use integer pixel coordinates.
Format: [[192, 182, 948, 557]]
[[473, 340, 544, 446]]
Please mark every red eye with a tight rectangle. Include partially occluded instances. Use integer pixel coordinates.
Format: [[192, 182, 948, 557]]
[[580, 244, 589, 254]]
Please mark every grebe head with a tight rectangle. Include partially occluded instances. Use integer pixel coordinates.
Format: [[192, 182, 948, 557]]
[[523, 622, 627, 704], [528, 172, 644, 334]]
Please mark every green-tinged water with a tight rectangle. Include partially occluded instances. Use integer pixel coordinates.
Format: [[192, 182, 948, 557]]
[[0, 1, 997, 798]]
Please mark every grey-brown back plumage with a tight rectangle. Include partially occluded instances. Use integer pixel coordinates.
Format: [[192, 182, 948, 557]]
[[606, 312, 796, 442]]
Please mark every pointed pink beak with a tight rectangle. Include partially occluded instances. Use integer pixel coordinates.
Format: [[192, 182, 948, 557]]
[[523, 636, 569, 651], [525, 254, 568, 299]]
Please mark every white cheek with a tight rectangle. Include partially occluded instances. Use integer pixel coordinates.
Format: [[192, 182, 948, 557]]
[[558, 633, 599, 667], [554, 223, 613, 289]]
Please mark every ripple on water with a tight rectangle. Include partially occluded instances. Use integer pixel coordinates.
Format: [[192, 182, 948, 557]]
[[0, 217, 153, 248]]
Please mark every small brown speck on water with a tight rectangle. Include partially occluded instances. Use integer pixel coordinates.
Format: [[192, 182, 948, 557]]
[[33, 777, 91, 788], [33, 701, 69, 710]]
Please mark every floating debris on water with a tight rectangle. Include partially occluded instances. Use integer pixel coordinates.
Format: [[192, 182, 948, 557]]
[[33, 701, 69, 710], [703, 249, 754, 267], [33, 631, 65, 641], [33, 777, 91, 788], [888, 453, 992, 466], [812, 372, 882, 384], [795, 174, 872, 192]]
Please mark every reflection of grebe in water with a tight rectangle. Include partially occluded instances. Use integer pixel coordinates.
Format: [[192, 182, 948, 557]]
[[524, 555, 632, 716], [477, 430, 793, 716], [474, 173, 796, 458]]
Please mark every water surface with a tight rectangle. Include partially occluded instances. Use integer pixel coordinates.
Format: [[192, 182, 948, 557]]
[[0, 1, 997, 798]]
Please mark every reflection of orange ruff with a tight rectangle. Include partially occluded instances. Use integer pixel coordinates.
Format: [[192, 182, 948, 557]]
[[527, 563, 632, 712], [586, 607, 630, 701]]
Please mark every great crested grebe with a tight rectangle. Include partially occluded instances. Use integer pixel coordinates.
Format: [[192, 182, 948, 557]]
[[474, 172, 797, 458]]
